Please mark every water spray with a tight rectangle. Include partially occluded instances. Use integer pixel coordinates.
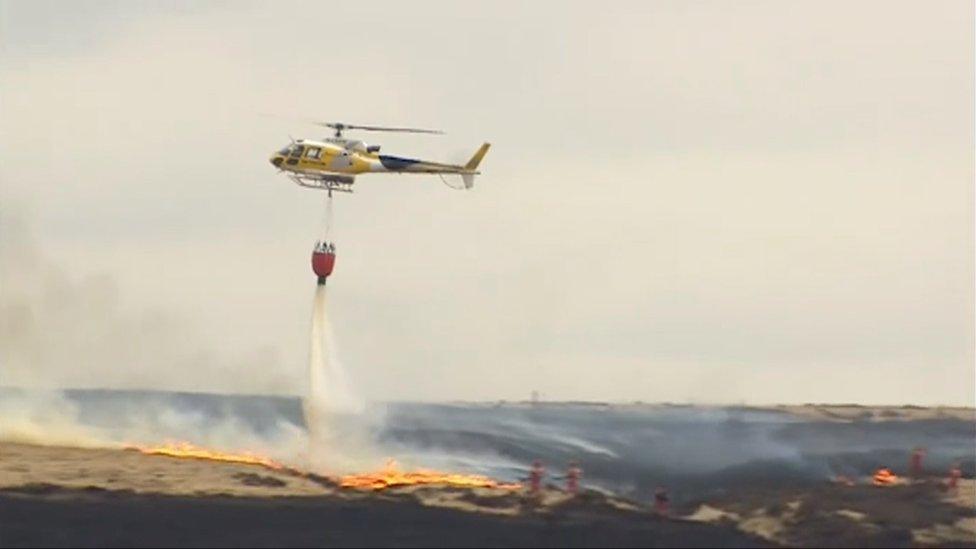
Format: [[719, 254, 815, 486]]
[[303, 195, 365, 470]]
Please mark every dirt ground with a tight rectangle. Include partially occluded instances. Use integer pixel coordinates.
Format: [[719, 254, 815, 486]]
[[0, 442, 764, 548], [1, 432, 973, 548], [682, 478, 975, 547]]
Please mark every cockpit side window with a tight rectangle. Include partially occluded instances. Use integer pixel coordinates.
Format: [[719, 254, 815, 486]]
[[289, 145, 304, 158]]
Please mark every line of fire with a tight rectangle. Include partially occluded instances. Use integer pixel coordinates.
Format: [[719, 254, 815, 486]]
[[126, 440, 967, 514]]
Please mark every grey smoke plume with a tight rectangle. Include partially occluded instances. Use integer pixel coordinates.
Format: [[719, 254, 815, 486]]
[[0, 206, 286, 393], [0, 206, 306, 461]]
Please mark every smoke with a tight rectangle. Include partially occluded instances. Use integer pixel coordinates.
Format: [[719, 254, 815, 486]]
[[0, 205, 306, 461], [0, 386, 311, 465], [0, 206, 291, 394], [0, 204, 384, 474], [0, 389, 105, 448]]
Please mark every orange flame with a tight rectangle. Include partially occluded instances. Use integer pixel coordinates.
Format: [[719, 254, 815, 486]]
[[872, 467, 899, 486], [129, 444, 519, 492], [340, 460, 521, 491], [128, 441, 284, 471]]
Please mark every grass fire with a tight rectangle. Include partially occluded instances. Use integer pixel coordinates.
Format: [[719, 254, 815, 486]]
[[128, 443, 521, 493], [127, 442, 286, 471], [339, 460, 522, 491]]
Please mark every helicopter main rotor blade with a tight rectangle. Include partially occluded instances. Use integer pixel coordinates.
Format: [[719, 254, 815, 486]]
[[317, 122, 444, 135], [349, 124, 444, 135], [258, 116, 444, 135]]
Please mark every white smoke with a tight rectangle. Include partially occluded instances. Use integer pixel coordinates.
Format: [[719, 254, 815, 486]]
[[0, 387, 310, 466], [0, 205, 292, 394], [0, 206, 308, 463], [0, 390, 105, 448]]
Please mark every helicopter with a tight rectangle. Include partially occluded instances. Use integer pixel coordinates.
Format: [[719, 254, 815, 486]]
[[270, 122, 490, 195]]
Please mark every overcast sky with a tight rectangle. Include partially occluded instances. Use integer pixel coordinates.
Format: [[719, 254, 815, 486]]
[[1, 0, 972, 405]]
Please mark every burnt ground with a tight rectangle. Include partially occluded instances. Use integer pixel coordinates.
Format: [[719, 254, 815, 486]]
[[682, 480, 976, 548], [0, 486, 766, 548], [2, 401, 973, 548]]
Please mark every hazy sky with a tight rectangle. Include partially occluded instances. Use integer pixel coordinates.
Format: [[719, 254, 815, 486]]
[[1, 1, 973, 405]]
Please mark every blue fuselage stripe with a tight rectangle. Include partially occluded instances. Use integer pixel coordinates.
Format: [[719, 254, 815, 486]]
[[379, 155, 421, 170]]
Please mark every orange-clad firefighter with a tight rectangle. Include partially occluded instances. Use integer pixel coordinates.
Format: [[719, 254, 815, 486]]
[[947, 462, 962, 491], [653, 486, 670, 517], [910, 447, 926, 478], [566, 461, 582, 495], [528, 460, 545, 497]]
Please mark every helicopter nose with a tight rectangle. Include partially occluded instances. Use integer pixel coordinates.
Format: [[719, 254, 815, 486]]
[[270, 155, 283, 168]]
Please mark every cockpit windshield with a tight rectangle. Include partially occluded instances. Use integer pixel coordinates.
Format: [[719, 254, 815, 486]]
[[277, 144, 305, 157]]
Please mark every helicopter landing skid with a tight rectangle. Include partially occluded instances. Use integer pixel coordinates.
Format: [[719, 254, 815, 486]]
[[288, 174, 354, 194]]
